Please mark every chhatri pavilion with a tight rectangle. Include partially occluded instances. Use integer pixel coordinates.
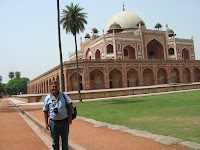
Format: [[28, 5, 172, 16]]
[[27, 8, 200, 94]]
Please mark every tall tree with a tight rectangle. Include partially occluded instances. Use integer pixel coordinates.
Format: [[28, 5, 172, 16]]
[[9, 72, 14, 80], [0, 76, 2, 83], [15, 71, 21, 78], [57, 0, 65, 92], [60, 3, 87, 102]]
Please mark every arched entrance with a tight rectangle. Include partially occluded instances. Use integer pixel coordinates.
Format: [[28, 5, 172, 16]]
[[123, 45, 135, 60], [127, 69, 138, 87], [147, 39, 164, 59], [194, 67, 200, 82], [182, 49, 190, 60], [90, 69, 104, 89], [171, 68, 180, 83], [157, 68, 167, 84], [109, 69, 122, 88], [182, 68, 190, 83], [69, 73, 83, 91], [95, 49, 101, 60], [143, 68, 154, 86]]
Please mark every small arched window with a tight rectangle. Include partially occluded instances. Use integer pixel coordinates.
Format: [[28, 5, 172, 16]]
[[168, 48, 174, 55], [107, 44, 113, 54]]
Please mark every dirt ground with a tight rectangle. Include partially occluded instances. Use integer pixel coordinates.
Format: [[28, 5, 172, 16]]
[[0, 100, 49, 150]]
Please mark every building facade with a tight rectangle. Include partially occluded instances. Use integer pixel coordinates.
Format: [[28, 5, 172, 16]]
[[27, 10, 200, 94]]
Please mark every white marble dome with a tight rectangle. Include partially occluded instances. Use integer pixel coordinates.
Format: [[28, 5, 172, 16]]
[[105, 11, 146, 32]]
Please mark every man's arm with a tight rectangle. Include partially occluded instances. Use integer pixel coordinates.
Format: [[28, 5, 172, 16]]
[[67, 103, 73, 124], [44, 111, 50, 130]]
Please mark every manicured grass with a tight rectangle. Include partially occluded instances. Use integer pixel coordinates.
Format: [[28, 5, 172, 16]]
[[75, 91, 200, 143]]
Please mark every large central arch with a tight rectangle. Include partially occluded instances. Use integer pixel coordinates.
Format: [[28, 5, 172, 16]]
[[147, 39, 164, 59]]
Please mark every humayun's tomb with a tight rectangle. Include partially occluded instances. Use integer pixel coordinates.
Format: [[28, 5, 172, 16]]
[[27, 9, 200, 95]]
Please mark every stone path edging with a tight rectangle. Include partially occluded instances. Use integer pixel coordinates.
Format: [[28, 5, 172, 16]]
[[77, 116, 200, 150]]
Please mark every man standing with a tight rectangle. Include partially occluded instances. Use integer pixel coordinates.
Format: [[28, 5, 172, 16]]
[[43, 81, 73, 150]]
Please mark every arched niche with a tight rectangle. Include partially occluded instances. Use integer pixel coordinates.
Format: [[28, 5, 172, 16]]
[[90, 69, 104, 89], [171, 68, 180, 83], [157, 68, 167, 84], [109, 69, 122, 88], [127, 68, 138, 87], [143, 68, 154, 86], [123, 45, 135, 60], [107, 44, 113, 54], [182, 68, 191, 83], [69, 72, 82, 91]]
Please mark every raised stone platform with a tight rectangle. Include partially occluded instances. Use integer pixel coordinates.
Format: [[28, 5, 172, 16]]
[[12, 82, 200, 103]]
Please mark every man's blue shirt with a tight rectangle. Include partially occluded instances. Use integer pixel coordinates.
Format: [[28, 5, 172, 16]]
[[43, 92, 72, 121]]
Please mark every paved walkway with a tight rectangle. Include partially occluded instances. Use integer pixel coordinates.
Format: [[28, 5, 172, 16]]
[[0, 99, 49, 150], [5, 98, 194, 150]]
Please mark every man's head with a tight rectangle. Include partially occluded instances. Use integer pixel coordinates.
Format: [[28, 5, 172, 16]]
[[50, 81, 59, 95]]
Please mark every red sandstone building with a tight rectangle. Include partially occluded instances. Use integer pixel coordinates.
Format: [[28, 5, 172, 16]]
[[27, 10, 200, 94]]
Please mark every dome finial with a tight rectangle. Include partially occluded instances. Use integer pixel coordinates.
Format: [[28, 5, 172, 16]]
[[123, 2, 125, 11]]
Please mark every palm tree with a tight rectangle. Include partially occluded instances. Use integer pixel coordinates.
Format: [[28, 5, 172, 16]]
[[15, 71, 21, 78], [60, 3, 87, 102], [9, 72, 14, 80], [57, 0, 65, 92]]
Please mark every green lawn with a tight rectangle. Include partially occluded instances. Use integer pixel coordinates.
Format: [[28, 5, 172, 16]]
[[75, 91, 200, 143]]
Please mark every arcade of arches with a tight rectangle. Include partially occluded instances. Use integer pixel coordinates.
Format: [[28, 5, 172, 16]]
[[27, 61, 200, 94]]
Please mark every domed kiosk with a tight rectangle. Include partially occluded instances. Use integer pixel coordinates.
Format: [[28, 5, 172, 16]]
[[105, 11, 146, 33]]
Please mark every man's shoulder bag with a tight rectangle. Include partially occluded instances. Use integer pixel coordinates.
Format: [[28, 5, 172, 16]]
[[62, 93, 77, 120]]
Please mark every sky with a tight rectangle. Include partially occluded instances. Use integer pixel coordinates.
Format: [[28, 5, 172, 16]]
[[0, 0, 200, 84]]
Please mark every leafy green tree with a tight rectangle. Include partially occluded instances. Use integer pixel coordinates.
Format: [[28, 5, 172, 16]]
[[9, 72, 14, 80], [15, 71, 21, 78], [0, 76, 2, 83], [4, 78, 29, 95], [60, 3, 87, 102]]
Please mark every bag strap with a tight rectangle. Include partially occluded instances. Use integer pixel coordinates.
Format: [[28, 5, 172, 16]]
[[62, 92, 75, 114], [62, 92, 67, 104]]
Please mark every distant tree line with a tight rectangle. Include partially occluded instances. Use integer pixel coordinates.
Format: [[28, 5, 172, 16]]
[[0, 72, 29, 98]]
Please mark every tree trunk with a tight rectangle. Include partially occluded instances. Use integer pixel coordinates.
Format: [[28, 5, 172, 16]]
[[57, 0, 65, 92], [74, 32, 82, 102]]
